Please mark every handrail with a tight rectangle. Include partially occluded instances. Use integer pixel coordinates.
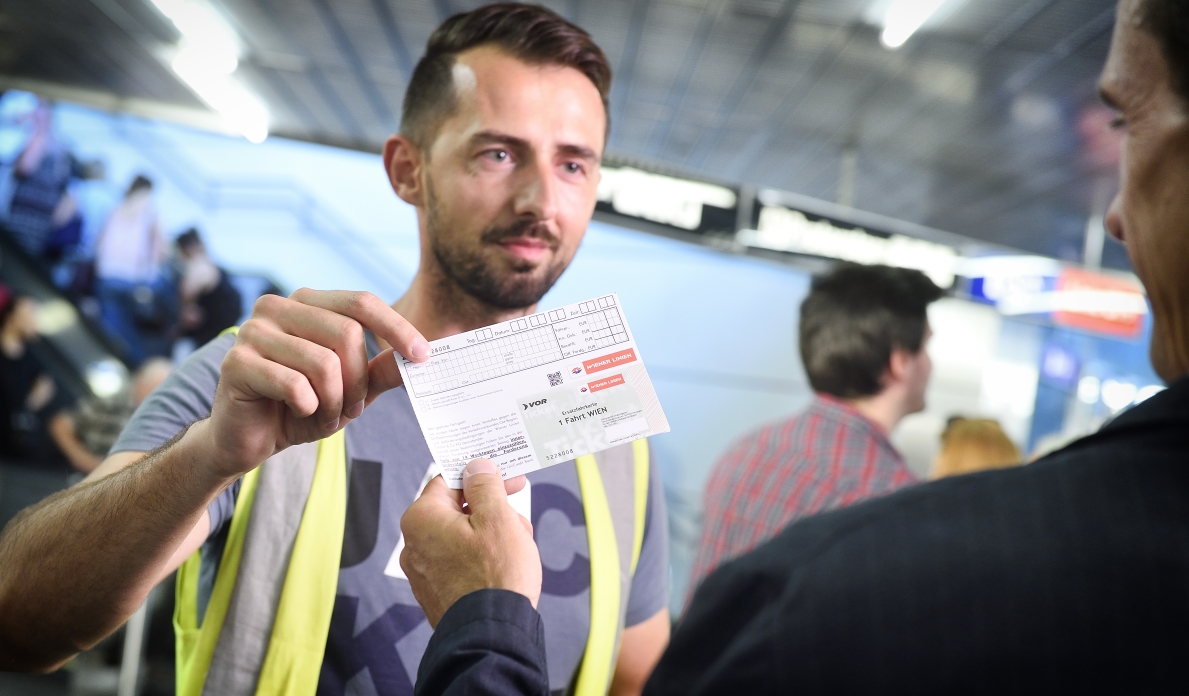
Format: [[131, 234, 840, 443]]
[[0, 226, 128, 396], [104, 115, 409, 298]]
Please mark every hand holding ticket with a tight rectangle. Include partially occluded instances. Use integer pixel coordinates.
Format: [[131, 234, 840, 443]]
[[396, 294, 670, 488]]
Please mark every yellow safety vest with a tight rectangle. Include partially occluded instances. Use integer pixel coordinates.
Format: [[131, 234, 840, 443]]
[[174, 330, 652, 696]]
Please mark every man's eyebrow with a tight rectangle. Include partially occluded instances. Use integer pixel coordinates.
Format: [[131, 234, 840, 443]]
[[1098, 84, 1121, 110], [557, 143, 600, 161], [469, 130, 531, 150], [468, 130, 599, 161]]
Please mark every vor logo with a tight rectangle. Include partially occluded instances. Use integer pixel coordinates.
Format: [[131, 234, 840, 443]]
[[523, 399, 548, 410], [571, 366, 583, 375]]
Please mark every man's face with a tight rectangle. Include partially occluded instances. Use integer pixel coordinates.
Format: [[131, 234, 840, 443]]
[[417, 46, 605, 309], [1101, 0, 1189, 381]]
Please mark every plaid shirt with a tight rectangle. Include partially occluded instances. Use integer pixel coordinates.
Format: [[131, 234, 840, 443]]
[[690, 394, 917, 593]]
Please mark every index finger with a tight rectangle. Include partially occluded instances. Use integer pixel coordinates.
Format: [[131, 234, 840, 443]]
[[290, 289, 430, 363]]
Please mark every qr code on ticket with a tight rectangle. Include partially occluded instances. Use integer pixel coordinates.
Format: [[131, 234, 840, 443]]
[[547, 371, 563, 387]]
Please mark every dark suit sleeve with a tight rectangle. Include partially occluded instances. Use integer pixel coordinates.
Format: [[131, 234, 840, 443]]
[[415, 590, 550, 696]]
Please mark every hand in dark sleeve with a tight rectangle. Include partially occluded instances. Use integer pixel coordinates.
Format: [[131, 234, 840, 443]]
[[416, 589, 549, 696]]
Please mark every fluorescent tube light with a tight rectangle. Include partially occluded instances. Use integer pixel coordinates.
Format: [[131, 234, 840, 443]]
[[150, 0, 269, 142], [880, 0, 948, 49], [172, 47, 269, 143]]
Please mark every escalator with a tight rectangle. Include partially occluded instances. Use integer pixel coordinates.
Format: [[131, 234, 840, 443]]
[[0, 227, 130, 405]]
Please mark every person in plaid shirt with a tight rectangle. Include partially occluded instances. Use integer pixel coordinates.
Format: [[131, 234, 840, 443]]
[[690, 264, 943, 593]]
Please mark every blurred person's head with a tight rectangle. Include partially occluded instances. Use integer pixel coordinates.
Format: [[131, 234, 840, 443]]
[[1102, 0, 1189, 382], [125, 175, 153, 199], [931, 418, 1022, 479], [800, 264, 943, 430], [131, 358, 172, 406], [0, 292, 40, 343], [176, 228, 206, 260], [383, 3, 610, 310]]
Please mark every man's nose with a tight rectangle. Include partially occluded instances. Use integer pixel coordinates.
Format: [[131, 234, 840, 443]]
[[514, 158, 559, 221], [1104, 191, 1125, 242]]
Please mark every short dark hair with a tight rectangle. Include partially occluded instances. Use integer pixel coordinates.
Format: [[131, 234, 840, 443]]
[[1141, 0, 1189, 101], [401, 3, 612, 149], [176, 227, 202, 252], [126, 175, 152, 197], [799, 264, 943, 399]]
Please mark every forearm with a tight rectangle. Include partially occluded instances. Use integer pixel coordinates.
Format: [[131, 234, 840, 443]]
[[416, 590, 549, 696], [0, 419, 233, 672]]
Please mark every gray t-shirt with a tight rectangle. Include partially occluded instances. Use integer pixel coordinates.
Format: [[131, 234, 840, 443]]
[[113, 334, 669, 695]]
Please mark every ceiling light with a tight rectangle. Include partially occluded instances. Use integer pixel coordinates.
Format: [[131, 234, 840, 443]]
[[880, 0, 948, 49], [172, 48, 269, 143], [149, 0, 269, 143]]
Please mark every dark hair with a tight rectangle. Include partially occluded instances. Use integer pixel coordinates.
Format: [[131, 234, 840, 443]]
[[799, 264, 943, 399], [176, 227, 202, 252], [126, 175, 153, 197], [1141, 0, 1189, 101], [401, 3, 611, 148]]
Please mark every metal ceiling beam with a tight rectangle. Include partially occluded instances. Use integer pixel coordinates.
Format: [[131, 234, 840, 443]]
[[867, 2, 1110, 165], [249, 66, 326, 136], [768, 1, 1105, 218], [645, 0, 726, 158], [308, 0, 398, 132], [609, 0, 651, 138], [1002, 6, 1115, 94], [683, 0, 801, 170], [432, 0, 455, 23], [369, 0, 415, 81], [0, 74, 230, 132], [723, 22, 863, 183], [255, 0, 364, 138]]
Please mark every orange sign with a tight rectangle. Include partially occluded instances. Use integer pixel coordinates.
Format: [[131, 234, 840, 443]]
[[1053, 268, 1145, 338], [583, 348, 637, 374], [588, 374, 625, 393]]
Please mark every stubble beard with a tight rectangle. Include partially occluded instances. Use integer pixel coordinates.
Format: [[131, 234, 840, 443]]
[[425, 182, 569, 311]]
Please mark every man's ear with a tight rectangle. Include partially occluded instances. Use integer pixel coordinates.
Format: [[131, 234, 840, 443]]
[[384, 134, 425, 207], [885, 348, 909, 388]]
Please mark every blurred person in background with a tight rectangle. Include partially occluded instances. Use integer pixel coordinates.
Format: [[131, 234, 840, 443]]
[[175, 228, 242, 348], [94, 175, 173, 366], [0, 6, 670, 695], [396, 1, 1189, 692], [930, 417, 1021, 479], [688, 263, 941, 593], [0, 288, 91, 473], [2, 98, 77, 261], [67, 358, 173, 474]]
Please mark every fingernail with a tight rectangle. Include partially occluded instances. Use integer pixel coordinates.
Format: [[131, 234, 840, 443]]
[[346, 400, 364, 419], [323, 417, 340, 431], [463, 459, 498, 478], [411, 339, 430, 361]]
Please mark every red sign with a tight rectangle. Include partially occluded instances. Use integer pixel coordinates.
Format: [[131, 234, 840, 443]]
[[1053, 268, 1145, 338], [583, 348, 637, 374], [588, 374, 625, 393]]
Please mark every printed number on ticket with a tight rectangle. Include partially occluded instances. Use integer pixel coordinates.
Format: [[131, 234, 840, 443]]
[[395, 293, 669, 488]]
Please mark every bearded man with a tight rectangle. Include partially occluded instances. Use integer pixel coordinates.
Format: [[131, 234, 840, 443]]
[[0, 6, 669, 696]]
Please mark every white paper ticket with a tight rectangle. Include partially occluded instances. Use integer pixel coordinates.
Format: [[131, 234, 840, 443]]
[[396, 293, 670, 488]]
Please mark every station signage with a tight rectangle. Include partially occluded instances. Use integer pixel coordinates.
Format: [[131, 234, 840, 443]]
[[736, 204, 958, 288], [1051, 268, 1147, 338], [596, 166, 737, 232]]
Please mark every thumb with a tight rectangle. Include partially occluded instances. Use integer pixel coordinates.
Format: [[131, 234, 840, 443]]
[[461, 459, 509, 514], [365, 348, 405, 405]]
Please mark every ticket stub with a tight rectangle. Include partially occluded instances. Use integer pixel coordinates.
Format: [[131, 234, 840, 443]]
[[396, 293, 669, 488]]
